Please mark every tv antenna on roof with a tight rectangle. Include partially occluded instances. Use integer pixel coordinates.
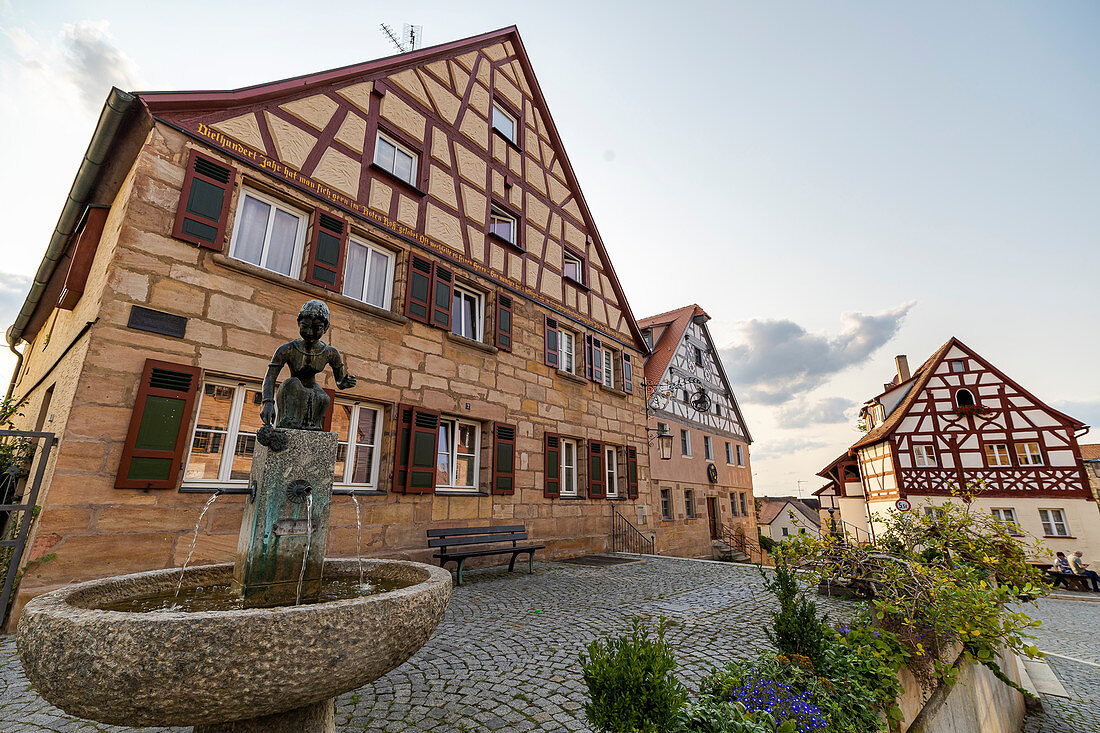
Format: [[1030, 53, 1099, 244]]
[[380, 23, 422, 53]]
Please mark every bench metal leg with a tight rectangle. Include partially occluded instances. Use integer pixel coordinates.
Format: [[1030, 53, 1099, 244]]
[[529, 552, 534, 574], [456, 558, 466, 586], [508, 553, 519, 573]]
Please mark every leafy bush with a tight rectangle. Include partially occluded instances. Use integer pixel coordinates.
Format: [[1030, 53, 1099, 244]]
[[673, 697, 799, 733], [580, 617, 688, 732], [758, 534, 778, 555], [761, 564, 831, 668]]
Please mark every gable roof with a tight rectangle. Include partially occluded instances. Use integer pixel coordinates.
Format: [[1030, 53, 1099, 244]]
[[757, 498, 822, 528], [136, 27, 647, 353], [850, 336, 1086, 451], [639, 304, 706, 395], [639, 303, 752, 443], [1081, 444, 1100, 462]]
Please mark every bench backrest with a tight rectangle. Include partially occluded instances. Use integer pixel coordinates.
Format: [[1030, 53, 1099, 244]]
[[427, 525, 527, 549]]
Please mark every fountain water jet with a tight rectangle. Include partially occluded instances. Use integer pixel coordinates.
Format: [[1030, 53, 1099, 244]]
[[17, 301, 451, 733], [176, 490, 221, 598]]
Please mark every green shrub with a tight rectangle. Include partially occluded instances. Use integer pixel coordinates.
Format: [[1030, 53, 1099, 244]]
[[673, 698, 798, 733], [580, 617, 688, 732], [761, 564, 832, 668]]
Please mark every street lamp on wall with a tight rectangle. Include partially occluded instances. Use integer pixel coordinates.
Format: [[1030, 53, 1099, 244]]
[[648, 424, 673, 461]]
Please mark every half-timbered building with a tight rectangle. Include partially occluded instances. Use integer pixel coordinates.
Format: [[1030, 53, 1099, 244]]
[[2, 27, 652, 623], [820, 338, 1099, 558], [639, 305, 757, 558]]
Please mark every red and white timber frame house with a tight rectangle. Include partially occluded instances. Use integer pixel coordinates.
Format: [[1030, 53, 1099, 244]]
[[820, 337, 1098, 558]]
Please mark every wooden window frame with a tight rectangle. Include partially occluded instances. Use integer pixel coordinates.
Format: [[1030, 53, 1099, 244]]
[[492, 422, 516, 495], [704, 436, 713, 461], [342, 235, 396, 309], [544, 432, 561, 498], [332, 400, 386, 491], [685, 489, 695, 519], [1039, 508, 1070, 537], [681, 429, 691, 457], [491, 98, 521, 148], [372, 130, 419, 187], [913, 443, 938, 468], [621, 352, 634, 394], [450, 281, 484, 342], [626, 446, 638, 499], [304, 209, 349, 292], [983, 442, 1012, 468], [559, 437, 579, 497], [369, 123, 428, 194], [605, 445, 619, 498], [544, 316, 560, 369], [228, 187, 308, 278], [1014, 440, 1045, 466], [562, 246, 587, 288], [488, 199, 524, 251], [494, 293, 514, 352], [588, 440, 605, 499], [660, 488, 672, 521]]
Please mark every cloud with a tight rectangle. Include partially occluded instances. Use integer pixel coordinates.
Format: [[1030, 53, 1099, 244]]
[[0, 271, 31, 330], [720, 303, 914, 405], [2, 21, 141, 112], [751, 437, 828, 460], [1052, 400, 1100, 434], [776, 397, 857, 429]]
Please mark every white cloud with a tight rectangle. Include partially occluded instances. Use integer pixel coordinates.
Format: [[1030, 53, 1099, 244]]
[[719, 302, 915, 405], [2, 20, 141, 112], [776, 397, 857, 429]]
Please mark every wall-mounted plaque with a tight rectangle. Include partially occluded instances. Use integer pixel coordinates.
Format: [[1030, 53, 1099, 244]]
[[127, 306, 187, 339]]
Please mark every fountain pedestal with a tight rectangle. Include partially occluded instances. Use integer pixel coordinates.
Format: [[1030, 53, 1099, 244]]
[[234, 428, 336, 608]]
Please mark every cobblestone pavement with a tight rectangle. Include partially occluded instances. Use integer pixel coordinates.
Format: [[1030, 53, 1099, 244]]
[[1021, 597, 1100, 733], [0, 556, 1096, 732]]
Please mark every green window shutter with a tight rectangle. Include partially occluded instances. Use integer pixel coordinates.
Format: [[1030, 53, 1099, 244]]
[[544, 433, 560, 498], [406, 407, 440, 493], [544, 317, 559, 369], [405, 256, 433, 324], [431, 264, 454, 330], [172, 149, 236, 250], [495, 294, 513, 352], [626, 447, 639, 499], [115, 359, 201, 490], [304, 210, 347, 292], [492, 422, 516, 495], [393, 404, 413, 493], [588, 441, 605, 498]]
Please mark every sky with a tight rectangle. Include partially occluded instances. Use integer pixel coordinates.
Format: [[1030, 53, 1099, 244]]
[[1, 1, 1097, 497]]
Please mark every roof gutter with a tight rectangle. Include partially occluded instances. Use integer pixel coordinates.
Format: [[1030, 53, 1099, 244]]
[[6, 87, 137, 349]]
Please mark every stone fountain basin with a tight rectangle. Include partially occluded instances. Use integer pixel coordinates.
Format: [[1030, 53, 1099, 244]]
[[16, 558, 452, 728]]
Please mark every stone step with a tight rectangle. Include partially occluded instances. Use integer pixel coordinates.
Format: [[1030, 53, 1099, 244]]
[[1021, 657, 1070, 699]]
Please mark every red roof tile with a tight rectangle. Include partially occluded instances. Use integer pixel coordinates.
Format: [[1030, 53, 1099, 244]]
[[639, 304, 707, 396]]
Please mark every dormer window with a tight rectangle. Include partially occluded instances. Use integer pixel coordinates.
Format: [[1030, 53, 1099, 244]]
[[955, 389, 976, 408], [489, 205, 517, 245], [374, 132, 418, 186], [492, 102, 517, 144]]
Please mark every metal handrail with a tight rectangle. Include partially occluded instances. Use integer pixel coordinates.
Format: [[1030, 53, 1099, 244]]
[[720, 523, 764, 563], [611, 506, 654, 555], [823, 511, 876, 545]]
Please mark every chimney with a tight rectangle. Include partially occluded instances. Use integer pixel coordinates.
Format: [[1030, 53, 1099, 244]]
[[895, 355, 911, 383]]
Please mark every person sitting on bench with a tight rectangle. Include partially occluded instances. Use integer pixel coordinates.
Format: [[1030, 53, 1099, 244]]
[[1071, 551, 1100, 592], [1051, 552, 1073, 588]]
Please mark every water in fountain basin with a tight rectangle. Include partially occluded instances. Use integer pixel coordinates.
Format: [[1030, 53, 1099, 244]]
[[349, 494, 364, 587], [175, 492, 221, 598], [294, 492, 314, 606], [98, 575, 411, 613]]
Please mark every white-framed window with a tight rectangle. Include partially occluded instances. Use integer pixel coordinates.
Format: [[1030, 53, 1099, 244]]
[[331, 401, 384, 489], [559, 329, 576, 374], [563, 251, 583, 284], [1015, 441, 1043, 466], [950, 359, 967, 373], [489, 205, 517, 244], [736, 444, 745, 466], [990, 508, 1020, 533], [560, 438, 578, 497], [725, 442, 734, 464], [450, 283, 484, 341], [914, 444, 937, 467], [374, 131, 418, 185], [704, 436, 713, 460], [605, 446, 618, 498], [436, 417, 480, 491], [1039, 508, 1070, 537], [229, 189, 307, 278], [660, 488, 672, 520], [781, 527, 789, 537], [601, 346, 615, 388], [342, 237, 394, 308], [492, 101, 517, 143], [185, 381, 263, 484], [985, 443, 1011, 467], [681, 429, 691, 457], [694, 347, 704, 367], [685, 489, 695, 519]]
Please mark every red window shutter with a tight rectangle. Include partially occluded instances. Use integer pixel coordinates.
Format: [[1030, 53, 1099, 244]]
[[172, 149, 236, 250], [406, 407, 441, 493], [405, 255, 434, 324], [588, 441, 605, 499], [584, 334, 593, 381], [393, 404, 414, 493], [592, 337, 603, 384], [321, 388, 336, 431], [492, 422, 516, 495], [59, 206, 109, 310], [545, 316, 559, 369], [544, 432, 560, 498], [622, 353, 634, 395], [627, 446, 639, 499], [304, 210, 347, 292], [430, 264, 454, 330], [495, 294, 513, 352], [115, 359, 201, 490]]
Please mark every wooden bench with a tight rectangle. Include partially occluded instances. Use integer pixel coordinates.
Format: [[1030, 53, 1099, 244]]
[[1045, 569, 1092, 592], [427, 525, 545, 586]]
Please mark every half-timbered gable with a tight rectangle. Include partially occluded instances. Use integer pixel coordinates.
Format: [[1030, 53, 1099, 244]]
[[824, 337, 1098, 557], [640, 305, 757, 560], [141, 27, 641, 350]]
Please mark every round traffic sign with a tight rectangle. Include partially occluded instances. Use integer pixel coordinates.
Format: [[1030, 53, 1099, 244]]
[[895, 499, 911, 512]]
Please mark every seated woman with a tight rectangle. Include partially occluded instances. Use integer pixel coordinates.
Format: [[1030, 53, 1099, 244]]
[[257, 299, 356, 447]]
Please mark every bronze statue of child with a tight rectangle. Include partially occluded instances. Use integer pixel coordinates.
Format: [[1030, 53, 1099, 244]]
[[257, 299, 356, 450]]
